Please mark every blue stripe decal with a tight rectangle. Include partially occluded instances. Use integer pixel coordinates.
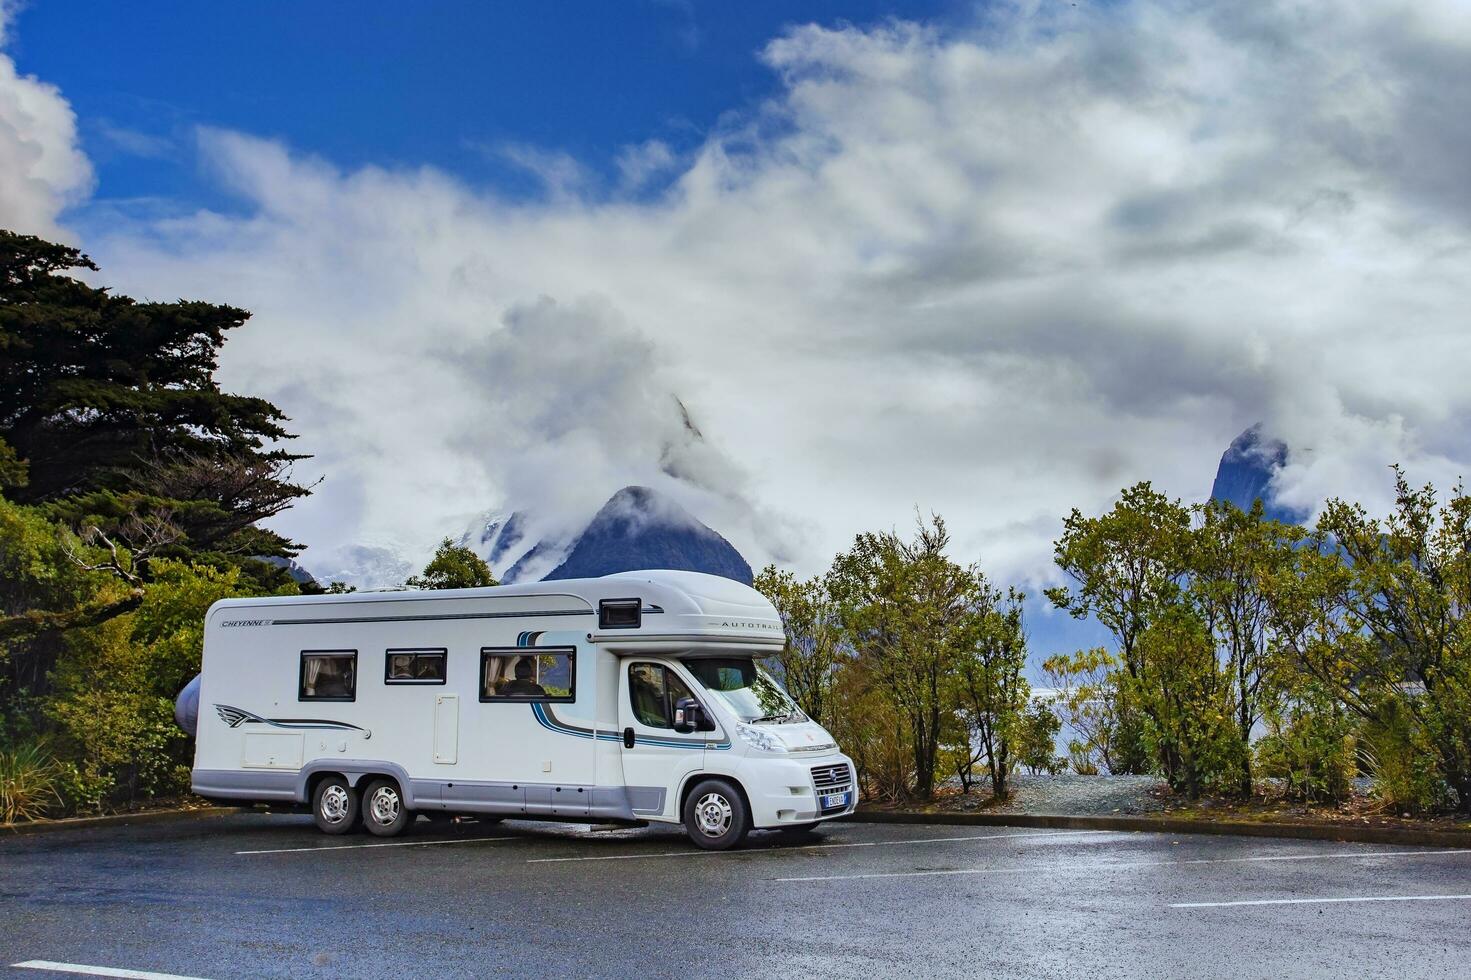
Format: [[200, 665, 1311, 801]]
[[531, 702, 730, 750], [519, 631, 729, 750]]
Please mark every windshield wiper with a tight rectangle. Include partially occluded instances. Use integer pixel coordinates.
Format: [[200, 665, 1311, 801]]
[[751, 712, 792, 723]]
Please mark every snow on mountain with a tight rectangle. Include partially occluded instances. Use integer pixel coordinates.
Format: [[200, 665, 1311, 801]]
[[458, 485, 752, 586], [302, 544, 414, 591], [456, 508, 578, 584], [542, 485, 753, 585]]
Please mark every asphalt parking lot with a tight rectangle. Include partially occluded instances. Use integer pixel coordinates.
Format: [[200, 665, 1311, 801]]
[[2, 813, 1470, 979]]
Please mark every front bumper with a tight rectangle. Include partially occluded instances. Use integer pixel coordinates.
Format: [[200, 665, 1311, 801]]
[[741, 752, 860, 828]]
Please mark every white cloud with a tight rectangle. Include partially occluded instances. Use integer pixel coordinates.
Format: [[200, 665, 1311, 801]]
[[94, 120, 174, 160], [53, 0, 1471, 588], [0, 2, 92, 237], [440, 296, 793, 562], [615, 139, 677, 191], [490, 142, 594, 202]]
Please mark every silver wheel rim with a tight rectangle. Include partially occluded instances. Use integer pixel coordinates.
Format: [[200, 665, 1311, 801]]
[[320, 784, 350, 824], [694, 792, 733, 838], [369, 786, 401, 826]]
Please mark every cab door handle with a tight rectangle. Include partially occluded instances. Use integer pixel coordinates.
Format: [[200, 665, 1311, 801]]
[[623, 727, 635, 748]]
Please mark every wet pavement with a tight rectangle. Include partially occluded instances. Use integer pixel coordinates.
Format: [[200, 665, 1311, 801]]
[[2, 811, 1470, 978]]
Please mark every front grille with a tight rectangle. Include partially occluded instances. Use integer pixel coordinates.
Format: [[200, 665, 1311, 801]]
[[811, 763, 850, 791], [811, 763, 853, 814], [811, 759, 847, 788]]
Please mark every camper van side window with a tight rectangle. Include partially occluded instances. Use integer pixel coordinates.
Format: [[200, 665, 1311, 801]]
[[479, 647, 575, 703], [300, 651, 357, 701], [385, 649, 447, 685], [628, 663, 696, 729]]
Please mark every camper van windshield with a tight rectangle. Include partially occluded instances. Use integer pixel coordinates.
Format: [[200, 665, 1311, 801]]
[[684, 658, 805, 724]]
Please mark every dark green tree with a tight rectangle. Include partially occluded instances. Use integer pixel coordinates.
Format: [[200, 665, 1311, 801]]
[[1127, 606, 1239, 798], [0, 231, 312, 572]]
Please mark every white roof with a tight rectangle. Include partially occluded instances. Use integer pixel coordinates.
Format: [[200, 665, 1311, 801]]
[[208, 569, 785, 654]]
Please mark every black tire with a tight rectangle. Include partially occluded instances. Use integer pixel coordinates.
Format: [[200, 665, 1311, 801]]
[[682, 778, 751, 851], [361, 778, 412, 838], [312, 774, 359, 835]]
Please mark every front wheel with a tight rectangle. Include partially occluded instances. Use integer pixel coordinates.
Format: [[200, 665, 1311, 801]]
[[682, 779, 751, 851], [362, 778, 412, 837]]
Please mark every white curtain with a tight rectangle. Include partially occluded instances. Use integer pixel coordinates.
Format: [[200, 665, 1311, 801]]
[[305, 656, 324, 696]]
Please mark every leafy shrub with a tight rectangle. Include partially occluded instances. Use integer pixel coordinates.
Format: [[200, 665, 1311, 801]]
[[1130, 611, 1244, 798], [48, 686, 190, 808], [1042, 648, 1151, 776], [51, 759, 110, 814], [1254, 697, 1356, 803], [0, 741, 65, 823], [1067, 741, 1100, 775], [1357, 702, 1454, 814], [828, 661, 914, 801], [38, 559, 279, 812]]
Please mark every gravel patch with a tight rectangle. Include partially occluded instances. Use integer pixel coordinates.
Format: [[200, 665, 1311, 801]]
[[939, 773, 1168, 816]]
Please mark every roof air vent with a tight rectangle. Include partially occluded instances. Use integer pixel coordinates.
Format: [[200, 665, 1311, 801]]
[[599, 598, 642, 630]]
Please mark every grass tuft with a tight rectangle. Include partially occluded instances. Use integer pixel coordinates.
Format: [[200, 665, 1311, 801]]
[[0, 741, 65, 824]]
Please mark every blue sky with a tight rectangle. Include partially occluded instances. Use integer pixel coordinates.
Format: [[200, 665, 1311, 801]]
[[13, 0, 963, 216]]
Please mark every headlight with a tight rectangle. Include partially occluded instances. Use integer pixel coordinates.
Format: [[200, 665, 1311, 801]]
[[735, 722, 787, 754]]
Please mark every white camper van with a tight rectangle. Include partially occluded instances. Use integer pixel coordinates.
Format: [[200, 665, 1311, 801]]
[[191, 569, 856, 850]]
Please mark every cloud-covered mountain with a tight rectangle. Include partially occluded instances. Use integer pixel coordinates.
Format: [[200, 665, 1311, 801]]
[[457, 508, 580, 585], [460, 485, 752, 586], [1209, 425, 1308, 524], [302, 425, 1278, 663], [543, 486, 752, 584]]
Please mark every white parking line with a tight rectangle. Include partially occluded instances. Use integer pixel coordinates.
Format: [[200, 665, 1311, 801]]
[[1172, 893, 1471, 909], [236, 835, 516, 855], [12, 961, 214, 980], [777, 847, 1471, 882], [526, 829, 1118, 863]]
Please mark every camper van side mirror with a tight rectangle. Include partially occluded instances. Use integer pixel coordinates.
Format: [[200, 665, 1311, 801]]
[[672, 697, 704, 734]]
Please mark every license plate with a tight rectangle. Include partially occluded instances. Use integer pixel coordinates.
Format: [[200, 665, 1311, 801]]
[[822, 792, 848, 809]]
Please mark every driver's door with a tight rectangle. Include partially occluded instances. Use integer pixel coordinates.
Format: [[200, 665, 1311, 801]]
[[617, 661, 711, 820]]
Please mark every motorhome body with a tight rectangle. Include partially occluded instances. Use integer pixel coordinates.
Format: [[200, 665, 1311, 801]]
[[192, 569, 857, 849]]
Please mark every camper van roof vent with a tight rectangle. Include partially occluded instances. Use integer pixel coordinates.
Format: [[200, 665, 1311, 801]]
[[598, 598, 642, 630]]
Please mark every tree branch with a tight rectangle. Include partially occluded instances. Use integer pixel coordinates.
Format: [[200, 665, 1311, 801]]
[[0, 590, 145, 643]]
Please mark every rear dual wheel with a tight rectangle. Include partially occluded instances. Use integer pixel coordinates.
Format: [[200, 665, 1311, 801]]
[[312, 775, 412, 837], [362, 778, 412, 837]]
